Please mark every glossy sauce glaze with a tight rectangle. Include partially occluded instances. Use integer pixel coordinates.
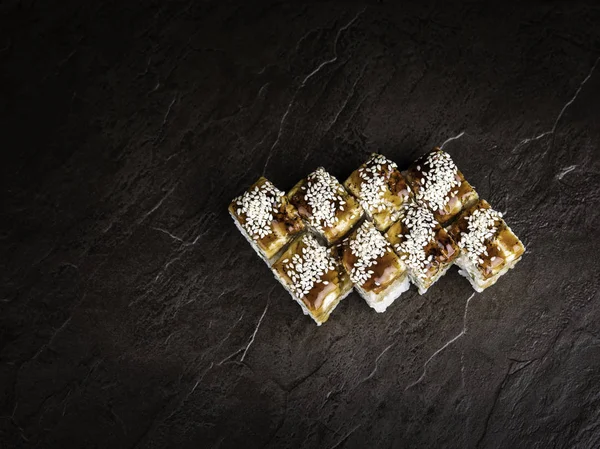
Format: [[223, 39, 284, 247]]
[[341, 244, 404, 294], [269, 201, 305, 239], [287, 178, 314, 217], [386, 218, 459, 285], [288, 175, 362, 243], [229, 178, 304, 255], [447, 200, 525, 280], [344, 155, 412, 231], [405, 150, 479, 225], [273, 237, 350, 314], [388, 169, 412, 199]]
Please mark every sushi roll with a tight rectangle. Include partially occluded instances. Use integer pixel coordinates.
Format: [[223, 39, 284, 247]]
[[272, 233, 353, 325], [404, 148, 478, 225], [229, 177, 305, 265], [288, 167, 363, 245], [386, 202, 460, 295], [344, 153, 412, 232], [446, 199, 525, 292], [340, 221, 410, 313]]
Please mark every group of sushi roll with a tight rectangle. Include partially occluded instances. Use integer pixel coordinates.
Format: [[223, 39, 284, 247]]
[[229, 149, 526, 325]]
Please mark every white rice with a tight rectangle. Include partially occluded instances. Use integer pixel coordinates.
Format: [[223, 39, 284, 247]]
[[409, 262, 454, 295], [271, 268, 353, 325], [455, 254, 524, 293], [229, 211, 288, 266], [355, 275, 410, 313]]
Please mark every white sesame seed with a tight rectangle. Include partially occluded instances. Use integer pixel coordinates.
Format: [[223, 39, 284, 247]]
[[282, 235, 336, 299], [232, 179, 283, 239], [458, 206, 502, 266], [347, 221, 391, 286], [416, 150, 461, 213], [355, 154, 398, 216], [303, 168, 346, 231], [395, 203, 437, 279]]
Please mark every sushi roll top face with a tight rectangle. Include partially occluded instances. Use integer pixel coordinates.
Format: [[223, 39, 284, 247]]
[[405, 149, 478, 225], [229, 177, 304, 258], [447, 200, 525, 280], [288, 168, 363, 245], [344, 154, 412, 231], [386, 203, 459, 284], [272, 234, 351, 319], [341, 221, 407, 295]]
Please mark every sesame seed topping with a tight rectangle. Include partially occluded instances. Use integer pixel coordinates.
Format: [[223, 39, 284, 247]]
[[414, 150, 461, 212], [357, 154, 398, 214], [304, 168, 344, 231], [283, 235, 336, 298], [393, 203, 437, 279], [458, 207, 502, 266], [348, 221, 389, 286], [233, 179, 283, 239]]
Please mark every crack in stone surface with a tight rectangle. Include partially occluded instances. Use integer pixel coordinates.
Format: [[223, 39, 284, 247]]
[[556, 164, 577, 180], [166, 362, 214, 421], [406, 293, 476, 390], [476, 363, 512, 448], [153, 254, 183, 283], [320, 381, 347, 410], [218, 348, 244, 366], [325, 63, 368, 134], [138, 185, 177, 223], [476, 326, 570, 446], [357, 342, 395, 385], [460, 345, 467, 389], [211, 313, 245, 352], [262, 8, 365, 175], [161, 96, 177, 127], [440, 131, 467, 149], [152, 227, 184, 243], [512, 56, 600, 153], [240, 298, 270, 362], [504, 327, 569, 416], [219, 290, 273, 366], [145, 215, 218, 286], [130, 361, 215, 449], [30, 317, 73, 361], [328, 423, 360, 449]]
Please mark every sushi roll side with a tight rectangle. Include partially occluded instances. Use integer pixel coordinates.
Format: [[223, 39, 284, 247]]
[[405, 148, 479, 225], [340, 221, 410, 313], [271, 233, 353, 325], [386, 202, 460, 295], [447, 199, 525, 292], [229, 177, 305, 265], [288, 167, 363, 246], [344, 153, 413, 232]]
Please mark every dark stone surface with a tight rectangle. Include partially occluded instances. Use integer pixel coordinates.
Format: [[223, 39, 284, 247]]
[[1, 1, 600, 448]]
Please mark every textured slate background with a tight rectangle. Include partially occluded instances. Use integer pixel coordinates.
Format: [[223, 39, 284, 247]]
[[1, 1, 600, 448]]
